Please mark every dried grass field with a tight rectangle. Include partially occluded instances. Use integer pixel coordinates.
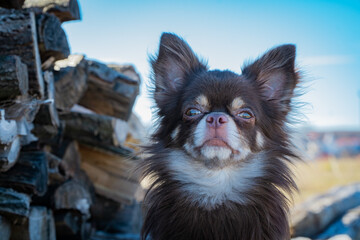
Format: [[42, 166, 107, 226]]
[[291, 157, 360, 206]]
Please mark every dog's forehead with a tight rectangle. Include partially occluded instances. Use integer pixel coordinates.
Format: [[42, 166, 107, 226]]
[[183, 70, 255, 109]]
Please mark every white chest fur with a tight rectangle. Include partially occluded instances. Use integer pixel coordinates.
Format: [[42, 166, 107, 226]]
[[166, 151, 265, 209]]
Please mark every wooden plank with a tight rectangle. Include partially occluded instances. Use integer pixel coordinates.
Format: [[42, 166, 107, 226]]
[[36, 13, 70, 62], [0, 152, 48, 196], [53, 54, 88, 111], [23, 0, 81, 22], [0, 9, 44, 97], [0, 55, 28, 101], [78, 60, 139, 121]]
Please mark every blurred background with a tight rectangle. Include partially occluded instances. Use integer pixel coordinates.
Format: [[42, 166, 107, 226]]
[[63, 0, 360, 202]]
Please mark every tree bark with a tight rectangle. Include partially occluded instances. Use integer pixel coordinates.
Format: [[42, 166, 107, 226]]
[[36, 13, 70, 62], [60, 111, 130, 152], [0, 187, 30, 220], [53, 54, 88, 111], [10, 207, 56, 240], [0, 55, 28, 101], [0, 136, 21, 172], [0, 9, 44, 98], [32, 71, 60, 141], [0, 151, 48, 196], [23, 0, 81, 22], [0, 216, 11, 240]]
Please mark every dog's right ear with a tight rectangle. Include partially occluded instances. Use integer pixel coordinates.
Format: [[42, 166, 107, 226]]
[[151, 33, 207, 109]]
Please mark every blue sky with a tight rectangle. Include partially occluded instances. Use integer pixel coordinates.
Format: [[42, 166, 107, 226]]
[[63, 0, 360, 129]]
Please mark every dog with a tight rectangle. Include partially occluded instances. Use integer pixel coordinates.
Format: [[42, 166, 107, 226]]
[[140, 33, 300, 240]]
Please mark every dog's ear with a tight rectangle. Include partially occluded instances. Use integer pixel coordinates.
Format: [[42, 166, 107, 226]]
[[151, 33, 207, 108], [242, 44, 299, 112]]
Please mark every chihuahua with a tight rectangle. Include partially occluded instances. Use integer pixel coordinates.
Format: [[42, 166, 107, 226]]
[[140, 33, 300, 240]]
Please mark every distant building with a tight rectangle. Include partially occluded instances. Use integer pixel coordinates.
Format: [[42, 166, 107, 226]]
[[301, 130, 360, 160]]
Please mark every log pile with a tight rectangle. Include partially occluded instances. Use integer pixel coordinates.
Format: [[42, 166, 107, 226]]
[[0, 1, 144, 239], [291, 182, 360, 240]]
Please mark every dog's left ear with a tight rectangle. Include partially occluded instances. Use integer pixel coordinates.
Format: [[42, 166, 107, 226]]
[[151, 33, 207, 109], [242, 44, 299, 111]]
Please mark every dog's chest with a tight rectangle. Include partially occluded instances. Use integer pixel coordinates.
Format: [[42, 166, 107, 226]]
[[166, 151, 264, 208]]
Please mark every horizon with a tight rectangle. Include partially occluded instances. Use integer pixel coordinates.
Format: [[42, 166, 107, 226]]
[[63, 0, 360, 130]]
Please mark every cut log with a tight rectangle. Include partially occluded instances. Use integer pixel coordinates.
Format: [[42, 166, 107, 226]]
[[90, 194, 121, 231], [23, 0, 81, 22], [0, 215, 11, 240], [16, 117, 37, 146], [1, 98, 41, 123], [0, 152, 48, 196], [54, 180, 92, 218], [107, 63, 141, 83], [91, 194, 142, 234], [0, 187, 30, 220], [0, 55, 28, 101], [0, 136, 21, 172], [78, 60, 139, 121], [124, 113, 146, 151], [291, 183, 360, 238], [0, 0, 25, 9], [79, 144, 143, 204], [60, 111, 129, 152], [0, 9, 44, 97], [53, 54, 88, 111], [36, 13, 70, 62], [46, 152, 66, 185], [51, 140, 81, 179], [0, 110, 17, 145], [33, 71, 60, 141], [0, 110, 20, 172], [50, 140, 95, 195], [10, 207, 56, 240]]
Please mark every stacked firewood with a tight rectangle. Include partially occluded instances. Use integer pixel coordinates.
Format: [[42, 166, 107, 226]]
[[0, 1, 144, 239]]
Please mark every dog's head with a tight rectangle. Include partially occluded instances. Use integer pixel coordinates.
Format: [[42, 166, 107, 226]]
[[151, 33, 299, 169]]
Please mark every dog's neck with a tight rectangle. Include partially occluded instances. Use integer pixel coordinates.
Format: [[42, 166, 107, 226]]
[[141, 148, 293, 240], [165, 150, 265, 208]]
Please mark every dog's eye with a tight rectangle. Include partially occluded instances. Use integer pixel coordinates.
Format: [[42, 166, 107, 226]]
[[185, 108, 202, 116], [237, 111, 253, 119]]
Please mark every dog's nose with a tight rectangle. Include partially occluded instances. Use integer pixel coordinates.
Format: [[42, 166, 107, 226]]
[[206, 113, 228, 128]]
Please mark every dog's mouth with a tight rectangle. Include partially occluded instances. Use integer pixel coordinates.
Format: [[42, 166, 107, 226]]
[[196, 138, 240, 155]]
